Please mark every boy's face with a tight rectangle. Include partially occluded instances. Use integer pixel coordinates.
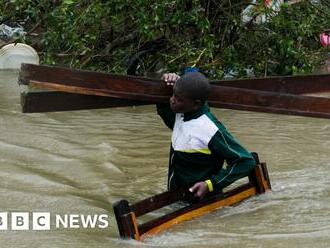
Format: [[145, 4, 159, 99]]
[[170, 83, 200, 113]]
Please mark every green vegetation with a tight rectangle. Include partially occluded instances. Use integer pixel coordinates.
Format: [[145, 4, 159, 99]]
[[1, 0, 329, 78]]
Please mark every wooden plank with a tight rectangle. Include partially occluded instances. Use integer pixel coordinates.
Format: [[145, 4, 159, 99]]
[[19, 63, 166, 112], [20, 63, 330, 94], [131, 189, 194, 217], [207, 87, 330, 119], [19, 63, 330, 115], [19, 63, 172, 102], [20, 64, 330, 115], [213, 73, 330, 94], [25, 77, 330, 119], [21, 91, 150, 113]]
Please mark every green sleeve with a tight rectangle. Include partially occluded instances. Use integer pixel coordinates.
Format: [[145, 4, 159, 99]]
[[208, 129, 256, 192], [156, 103, 175, 130]]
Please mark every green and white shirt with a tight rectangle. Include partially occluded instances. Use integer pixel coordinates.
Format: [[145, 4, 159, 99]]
[[157, 103, 256, 193]]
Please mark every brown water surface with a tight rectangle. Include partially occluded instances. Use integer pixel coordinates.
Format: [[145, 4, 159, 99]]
[[1, 70, 330, 247]]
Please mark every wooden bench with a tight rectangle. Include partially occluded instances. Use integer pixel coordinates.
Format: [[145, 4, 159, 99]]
[[113, 156, 271, 241]]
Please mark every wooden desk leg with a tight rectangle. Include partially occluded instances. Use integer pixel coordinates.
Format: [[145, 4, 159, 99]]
[[122, 212, 140, 240], [113, 200, 131, 238], [249, 163, 271, 193]]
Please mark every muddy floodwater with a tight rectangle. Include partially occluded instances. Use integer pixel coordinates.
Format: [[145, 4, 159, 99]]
[[1, 70, 330, 247]]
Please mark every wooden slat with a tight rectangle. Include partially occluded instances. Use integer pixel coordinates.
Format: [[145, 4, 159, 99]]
[[21, 91, 150, 113], [207, 86, 330, 119], [19, 63, 172, 102], [212, 73, 330, 94], [19, 63, 330, 117], [131, 189, 193, 217], [20, 63, 330, 94], [26, 78, 330, 119]]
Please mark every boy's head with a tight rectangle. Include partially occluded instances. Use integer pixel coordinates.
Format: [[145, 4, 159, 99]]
[[170, 72, 210, 113]]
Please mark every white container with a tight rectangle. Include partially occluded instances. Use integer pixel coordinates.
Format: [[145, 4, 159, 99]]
[[0, 43, 39, 69]]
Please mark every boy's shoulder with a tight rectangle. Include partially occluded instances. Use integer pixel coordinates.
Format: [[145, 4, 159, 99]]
[[181, 113, 219, 141], [204, 110, 225, 129]]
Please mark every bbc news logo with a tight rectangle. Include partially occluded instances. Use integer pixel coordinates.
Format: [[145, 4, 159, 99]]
[[0, 212, 110, 230]]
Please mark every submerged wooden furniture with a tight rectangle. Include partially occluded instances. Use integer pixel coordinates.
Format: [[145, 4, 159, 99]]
[[19, 63, 330, 118], [113, 158, 271, 241]]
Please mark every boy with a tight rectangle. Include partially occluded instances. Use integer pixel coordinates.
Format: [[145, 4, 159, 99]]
[[157, 71, 256, 199]]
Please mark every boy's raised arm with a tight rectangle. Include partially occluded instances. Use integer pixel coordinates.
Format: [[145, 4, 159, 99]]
[[156, 73, 180, 129]]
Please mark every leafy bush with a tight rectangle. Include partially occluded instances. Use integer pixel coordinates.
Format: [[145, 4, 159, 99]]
[[0, 0, 329, 78]]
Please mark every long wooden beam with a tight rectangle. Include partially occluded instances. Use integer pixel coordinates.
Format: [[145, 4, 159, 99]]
[[19, 64, 330, 118], [20, 63, 330, 95], [207, 87, 330, 119], [213, 73, 330, 94], [19, 63, 169, 112], [20, 75, 330, 119], [20, 91, 150, 113], [19, 63, 171, 101], [19, 64, 330, 114]]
